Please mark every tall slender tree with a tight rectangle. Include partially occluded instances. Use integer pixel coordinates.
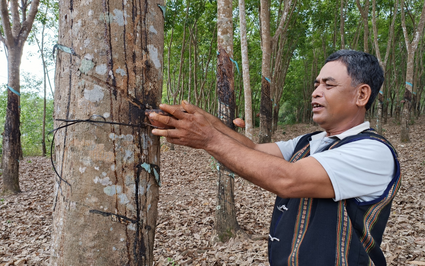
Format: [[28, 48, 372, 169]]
[[50, 0, 164, 264], [371, 0, 399, 134], [0, 0, 40, 195], [400, 0, 425, 142], [238, 0, 253, 140], [215, 0, 239, 242]]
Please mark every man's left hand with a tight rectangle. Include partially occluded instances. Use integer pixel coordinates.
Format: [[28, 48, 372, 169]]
[[149, 100, 217, 150]]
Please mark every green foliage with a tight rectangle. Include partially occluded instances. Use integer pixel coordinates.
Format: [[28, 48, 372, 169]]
[[0, 78, 54, 156], [166, 257, 180, 266]]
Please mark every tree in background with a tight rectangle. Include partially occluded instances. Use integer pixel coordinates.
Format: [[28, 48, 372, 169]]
[[215, 0, 240, 242], [371, 0, 399, 135], [400, 0, 425, 142], [0, 0, 40, 195], [50, 0, 163, 264], [238, 0, 253, 140]]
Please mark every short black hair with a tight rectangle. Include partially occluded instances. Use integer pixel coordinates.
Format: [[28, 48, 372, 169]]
[[325, 50, 384, 110]]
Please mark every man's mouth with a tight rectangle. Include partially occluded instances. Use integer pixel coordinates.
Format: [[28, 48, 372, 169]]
[[312, 103, 323, 109]]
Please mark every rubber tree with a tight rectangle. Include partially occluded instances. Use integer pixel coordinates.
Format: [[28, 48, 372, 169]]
[[0, 0, 40, 195], [50, 0, 164, 264], [400, 0, 425, 142], [215, 0, 240, 242], [371, 0, 399, 135], [238, 0, 253, 140]]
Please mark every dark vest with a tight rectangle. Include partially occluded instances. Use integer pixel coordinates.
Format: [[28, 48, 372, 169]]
[[268, 129, 401, 266]]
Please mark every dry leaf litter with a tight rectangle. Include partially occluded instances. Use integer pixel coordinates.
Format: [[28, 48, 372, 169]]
[[0, 118, 424, 265]]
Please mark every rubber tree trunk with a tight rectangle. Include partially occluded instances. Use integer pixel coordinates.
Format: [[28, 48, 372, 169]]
[[0, 0, 40, 195], [215, 0, 240, 242], [50, 0, 164, 264], [239, 0, 253, 140], [400, 0, 425, 142], [2, 48, 23, 195], [258, 0, 272, 144]]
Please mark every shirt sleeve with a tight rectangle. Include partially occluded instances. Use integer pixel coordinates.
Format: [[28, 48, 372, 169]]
[[275, 135, 305, 161], [310, 139, 395, 202]]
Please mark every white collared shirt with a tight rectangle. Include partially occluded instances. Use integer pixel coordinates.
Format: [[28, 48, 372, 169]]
[[275, 122, 395, 202]]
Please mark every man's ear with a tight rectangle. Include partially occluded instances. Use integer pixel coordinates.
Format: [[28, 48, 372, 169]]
[[356, 84, 371, 108]]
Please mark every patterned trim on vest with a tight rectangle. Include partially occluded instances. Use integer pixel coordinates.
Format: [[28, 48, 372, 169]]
[[336, 200, 353, 266]]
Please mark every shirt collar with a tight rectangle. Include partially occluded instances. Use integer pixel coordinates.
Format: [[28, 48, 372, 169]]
[[311, 121, 370, 141]]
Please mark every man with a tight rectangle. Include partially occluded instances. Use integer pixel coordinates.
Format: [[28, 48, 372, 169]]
[[149, 50, 400, 265]]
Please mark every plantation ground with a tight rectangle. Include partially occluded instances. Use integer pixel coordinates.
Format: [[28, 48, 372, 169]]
[[0, 118, 424, 265]]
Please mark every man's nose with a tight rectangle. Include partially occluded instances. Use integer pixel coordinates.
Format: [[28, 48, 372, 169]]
[[312, 86, 323, 98]]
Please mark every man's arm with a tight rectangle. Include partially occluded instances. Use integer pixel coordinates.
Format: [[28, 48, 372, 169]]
[[150, 101, 334, 199]]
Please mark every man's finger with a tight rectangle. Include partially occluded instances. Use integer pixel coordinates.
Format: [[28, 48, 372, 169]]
[[159, 103, 188, 119], [181, 100, 198, 114], [151, 128, 169, 137], [149, 112, 176, 128]]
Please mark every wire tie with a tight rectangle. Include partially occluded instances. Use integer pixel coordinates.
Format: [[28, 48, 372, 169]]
[[140, 162, 161, 187], [406, 82, 413, 87], [7, 86, 20, 96], [229, 57, 240, 75], [157, 4, 166, 18], [53, 43, 77, 58]]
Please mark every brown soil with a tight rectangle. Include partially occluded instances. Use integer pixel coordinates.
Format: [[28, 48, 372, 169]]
[[0, 118, 424, 265]]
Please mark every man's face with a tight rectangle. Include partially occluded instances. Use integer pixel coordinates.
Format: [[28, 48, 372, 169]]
[[312, 61, 360, 132]]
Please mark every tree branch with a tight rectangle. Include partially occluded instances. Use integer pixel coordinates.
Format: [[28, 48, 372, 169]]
[[400, 0, 411, 53], [0, 0, 14, 46], [10, 0, 21, 37], [272, 0, 295, 43], [18, 0, 39, 45], [383, 0, 399, 67]]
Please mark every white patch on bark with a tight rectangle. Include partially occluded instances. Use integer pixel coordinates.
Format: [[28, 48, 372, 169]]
[[94, 176, 113, 186], [88, 10, 93, 16], [96, 64, 108, 75], [84, 53, 93, 60], [103, 185, 122, 196], [127, 224, 136, 231], [142, 133, 152, 151], [109, 133, 134, 141], [149, 25, 157, 34], [138, 185, 145, 195], [118, 193, 130, 204], [113, 9, 126, 26], [115, 67, 127, 76], [79, 59, 95, 74], [79, 166, 86, 173], [124, 150, 134, 163], [147, 45, 161, 69], [84, 85, 104, 103]]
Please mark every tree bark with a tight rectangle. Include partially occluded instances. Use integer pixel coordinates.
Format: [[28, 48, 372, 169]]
[[216, 0, 239, 242], [371, 0, 399, 134], [50, 0, 163, 264], [238, 0, 253, 140], [258, 0, 272, 144], [0, 0, 40, 195], [400, 0, 425, 142]]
